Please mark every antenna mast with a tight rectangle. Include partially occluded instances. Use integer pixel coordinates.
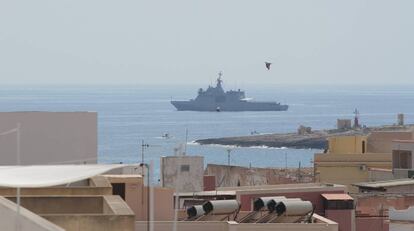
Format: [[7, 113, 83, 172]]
[[184, 128, 188, 155], [353, 108, 360, 128]]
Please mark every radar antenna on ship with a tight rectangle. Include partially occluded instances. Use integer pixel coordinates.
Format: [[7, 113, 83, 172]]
[[217, 71, 223, 87]]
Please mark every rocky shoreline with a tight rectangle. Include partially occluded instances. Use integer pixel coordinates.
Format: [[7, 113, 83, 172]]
[[195, 124, 414, 149]]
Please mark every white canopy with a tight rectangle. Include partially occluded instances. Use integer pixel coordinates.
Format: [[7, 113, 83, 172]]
[[0, 164, 126, 188]]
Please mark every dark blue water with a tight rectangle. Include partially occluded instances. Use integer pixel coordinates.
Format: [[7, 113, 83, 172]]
[[1, 84, 413, 179]]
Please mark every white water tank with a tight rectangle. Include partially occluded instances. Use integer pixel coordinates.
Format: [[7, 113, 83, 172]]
[[187, 205, 205, 218], [275, 200, 313, 216], [266, 198, 302, 212], [203, 200, 240, 215]]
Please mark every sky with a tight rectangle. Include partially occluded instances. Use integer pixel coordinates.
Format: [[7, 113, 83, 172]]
[[0, 0, 413, 85]]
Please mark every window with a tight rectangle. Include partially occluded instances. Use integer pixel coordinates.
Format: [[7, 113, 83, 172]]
[[324, 200, 354, 210], [180, 165, 190, 172], [362, 141, 366, 153], [112, 183, 125, 200], [393, 150, 412, 169]]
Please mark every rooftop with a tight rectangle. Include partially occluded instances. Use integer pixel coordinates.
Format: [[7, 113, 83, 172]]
[[393, 139, 414, 143], [353, 178, 414, 189], [321, 193, 354, 201], [217, 183, 344, 191], [176, 190, 236, 197], [368, 167, 392, 172], [103, 174, 143, 184]]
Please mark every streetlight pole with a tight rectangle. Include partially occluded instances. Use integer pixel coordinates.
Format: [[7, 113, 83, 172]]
[[226, 148, 232, 166], [140, 163, 150, 231], [184, 128, 188, 155], [141, 140, 149, 175]]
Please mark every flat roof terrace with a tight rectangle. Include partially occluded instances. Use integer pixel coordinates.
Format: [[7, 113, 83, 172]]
[[0, 176, 113, 196], [6, 195, 135, 231]]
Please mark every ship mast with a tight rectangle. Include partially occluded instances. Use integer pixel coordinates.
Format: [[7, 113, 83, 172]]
[[217, 71, 223, 88]]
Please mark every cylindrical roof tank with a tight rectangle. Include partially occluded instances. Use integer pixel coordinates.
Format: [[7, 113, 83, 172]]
[[187, 205, 205, 218], [253, 196, 286, 211], [266, 198, 302, 212], [202, 200, 240, 215], [275, 200, 313, 216]]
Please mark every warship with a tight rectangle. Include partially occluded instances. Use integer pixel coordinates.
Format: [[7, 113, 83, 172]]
[[171, 73, 288, 112]]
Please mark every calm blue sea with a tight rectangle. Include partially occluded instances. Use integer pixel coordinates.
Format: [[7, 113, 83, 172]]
[[1, 84, 413, 179]]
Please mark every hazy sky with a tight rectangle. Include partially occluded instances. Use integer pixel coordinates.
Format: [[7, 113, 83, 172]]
[[1, 0, 413, 85]]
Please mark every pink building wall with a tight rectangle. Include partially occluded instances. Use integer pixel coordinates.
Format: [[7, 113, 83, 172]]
[[133, 186, 174, 221], [203, 175, 216, 191], [356, 217, 389, 231], [325, 210, 355, 231]]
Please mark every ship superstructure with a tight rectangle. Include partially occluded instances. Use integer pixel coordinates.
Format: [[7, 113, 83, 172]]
[[171, 73, 288, 112]]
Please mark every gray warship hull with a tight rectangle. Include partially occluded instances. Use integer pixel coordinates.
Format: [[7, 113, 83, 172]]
[[171, 100, 288, 111], [171, 73, 288, 112]]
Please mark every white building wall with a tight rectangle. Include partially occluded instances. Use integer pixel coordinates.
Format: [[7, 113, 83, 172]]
[[160, 156, 204, 192], [388, 207, 414, 231], [0, 112, 97, 165], [389, 206, 414, 222]]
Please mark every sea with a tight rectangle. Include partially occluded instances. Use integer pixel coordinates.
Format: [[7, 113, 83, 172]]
[[1, 84, 414, 180]]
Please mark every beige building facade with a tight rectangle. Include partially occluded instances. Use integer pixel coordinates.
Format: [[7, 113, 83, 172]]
[[314, 132, 410, 192], [160, 155, 204, 192], [0, 111, 97, 165]]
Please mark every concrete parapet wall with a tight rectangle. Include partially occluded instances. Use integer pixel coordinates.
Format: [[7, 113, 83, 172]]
[[6, 195, 135, 231], [7, 196, 105, 214], [135, 221, 228, 231], [0, 176, 113, 197], [135, 215, 338, 231], [0, 187, 112, 197], [45, 214, 134, 231], [0, 196, 64, 231], [43, 195, 135, 231]]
